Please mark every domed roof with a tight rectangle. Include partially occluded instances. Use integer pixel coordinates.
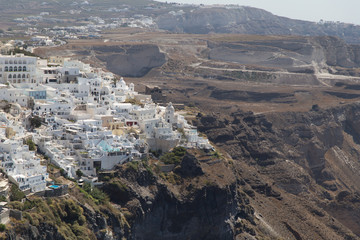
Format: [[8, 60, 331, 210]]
[[12, 103, 21, 110], [119, 77, 126, 84], [166, 102, 174, 111]]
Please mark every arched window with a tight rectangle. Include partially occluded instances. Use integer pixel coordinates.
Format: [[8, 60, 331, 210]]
[[22, 74, 25, 78], [18, 79, 21, 83], [14, 66, 17, 71], [18, 74, 21, 78], [5, 67, 8, 71], [5, 60, 8, 64], [9, 66, 12, 72], [27, 74, 30, 78], [8, 74, 11, 78], [9, 60, 13, 64], [14, 60, 17, 64], [23, 66, 26, 71]]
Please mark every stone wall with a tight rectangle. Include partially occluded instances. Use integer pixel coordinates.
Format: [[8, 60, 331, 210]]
[[44, 185, 68, 197], [9, 209, 22, 221]]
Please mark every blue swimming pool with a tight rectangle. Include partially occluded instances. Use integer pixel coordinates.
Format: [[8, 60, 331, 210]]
[[49, 185, 60, 189]]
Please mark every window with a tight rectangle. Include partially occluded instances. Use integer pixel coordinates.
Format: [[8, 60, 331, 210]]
[[23, 66, 26, 71], [4, 67, 8, 71], [8, 74, 11, 78], [9, 66, 12, 72]]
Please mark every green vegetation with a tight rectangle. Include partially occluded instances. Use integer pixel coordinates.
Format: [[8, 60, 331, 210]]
[[26, 139, 36, 151], [8, 187, 131, 239], [226, 71, 272, 81], [149, 149, 161, 158], [127, 161, 139, 172], [212, 150, 221, 159], [141, 158, 154, 175], [20, 198, 92, 239], [160, 146, 186, 165], [160, 172, 182, 185], [0, 195, 6, 202], [29, 116, 42, 129], [0, 224, 5, 232], [102, 180, 131, 205], [76, 169, 83, 178], [82, 183, 109, 204], [10, 184, 25, 202]]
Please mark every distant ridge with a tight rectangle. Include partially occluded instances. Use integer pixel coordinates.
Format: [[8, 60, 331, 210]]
[[155, 6, 360, 44]]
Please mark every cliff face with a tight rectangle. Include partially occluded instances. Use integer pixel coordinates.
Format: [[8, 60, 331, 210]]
[[191, 103, 360, 239], [94, 45, 166, 77], [100, 154, 257, 240]]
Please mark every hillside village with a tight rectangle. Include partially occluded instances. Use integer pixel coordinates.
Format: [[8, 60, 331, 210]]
[[0, 51, 213, 200]]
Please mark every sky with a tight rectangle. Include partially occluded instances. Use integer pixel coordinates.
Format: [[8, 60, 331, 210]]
[[155, 0, 360, 25]]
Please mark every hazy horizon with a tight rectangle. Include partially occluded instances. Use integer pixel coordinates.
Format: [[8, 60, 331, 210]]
[[155, 0, 360, 25]]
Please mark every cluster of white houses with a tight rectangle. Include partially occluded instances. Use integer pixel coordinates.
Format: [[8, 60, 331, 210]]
[[0, 112, 48, 193], [0, 53, 213, 194]]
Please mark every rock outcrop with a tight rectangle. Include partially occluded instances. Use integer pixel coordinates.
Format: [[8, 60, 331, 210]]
[[94, 45, 166, 77]]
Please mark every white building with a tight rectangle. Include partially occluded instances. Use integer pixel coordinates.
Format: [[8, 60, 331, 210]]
[[0, 85, 30, 107], [0, 54, 37, 84], [0, 139, 48, 193]]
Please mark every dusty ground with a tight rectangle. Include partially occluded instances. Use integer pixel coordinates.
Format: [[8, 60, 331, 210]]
[[35, 28, 360, 116]]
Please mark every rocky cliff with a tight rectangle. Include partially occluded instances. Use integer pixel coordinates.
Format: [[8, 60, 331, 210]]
[[94, 45, 166, 78], [191, 102, 360, 239]]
